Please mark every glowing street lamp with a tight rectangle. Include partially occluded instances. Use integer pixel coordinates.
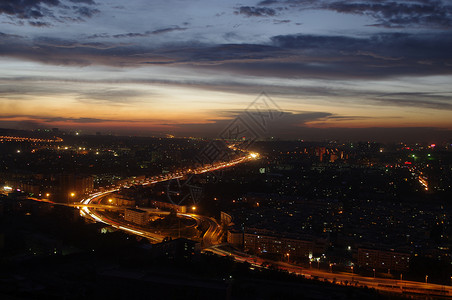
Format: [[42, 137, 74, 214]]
[[286, 253, 290, 263], [373, 269, 376, 278], [192, 206, 196, 212], [68, 192, 76, 203], [425, 275, 428, 283]]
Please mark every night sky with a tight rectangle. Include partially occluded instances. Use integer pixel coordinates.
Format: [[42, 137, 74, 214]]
[[0, 0, 451, 141]]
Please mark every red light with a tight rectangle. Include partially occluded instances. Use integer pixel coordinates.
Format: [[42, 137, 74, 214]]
[[404, 161, 412, 165]]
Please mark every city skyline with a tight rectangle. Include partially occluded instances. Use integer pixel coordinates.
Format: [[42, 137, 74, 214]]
[[1, 0, 452, 141]]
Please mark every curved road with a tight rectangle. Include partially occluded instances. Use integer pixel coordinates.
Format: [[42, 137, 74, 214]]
[[79, 152, 258, 246], [77, 150, 451, 298]]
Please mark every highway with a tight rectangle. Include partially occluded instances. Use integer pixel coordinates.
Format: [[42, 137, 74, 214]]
[[206, 246, 452, 298], [75, 148, 451, 298], [79, 190, 164, 242], [78, 150, 258, 246]]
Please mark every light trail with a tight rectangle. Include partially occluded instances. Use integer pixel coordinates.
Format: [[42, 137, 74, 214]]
[[0, 135, 63, 143], [78, 147, 258, 245]]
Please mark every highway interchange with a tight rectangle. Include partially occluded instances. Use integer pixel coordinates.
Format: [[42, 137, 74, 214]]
[[77, 150, 452, 298]]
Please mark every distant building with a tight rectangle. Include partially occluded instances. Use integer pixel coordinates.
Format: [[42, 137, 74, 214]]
[[315, 147, 326, 162], [150, 200, 187, 213], [241, 230, 322, 259], [124, 208, 149, 226], [59, 174, 94, 203], [151, 238, 200, 261], [358, 248, 411, 271], [115, 175, 145, 187], [227, 229, 243, 247], [111, 194, 136, 206]]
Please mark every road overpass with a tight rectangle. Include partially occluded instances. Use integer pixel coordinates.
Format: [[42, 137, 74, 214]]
[[74, 149, 451, 298]]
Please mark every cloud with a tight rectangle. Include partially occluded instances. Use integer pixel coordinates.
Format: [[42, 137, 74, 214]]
[[33, 37, 120, 49], [163, 110, 452, 142], [0, 0, 60, 20], [75, 6, 99, 18], [0, 31, 23, 38], [85, 33, 110, 39], [325, 0, 452, 29], [234, 6, 277, 17], [0, 114, 134, 124], [0, 0, 100, 26], [29, 21, 51, 27], [273, 19, 291, 24], [0, 31, 451, 79], [69, 0, 95, 4], [372, 92, 452, 110], [0, 110, 450, 142], [256, 0, 452, 29], [163, 110, 332, 138], [112, 26, 187, 39], [75, 88, 149, 105], [258, 0, 280, 5]]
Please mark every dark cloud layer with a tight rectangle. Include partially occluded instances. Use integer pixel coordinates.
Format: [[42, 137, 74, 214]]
[[234, 6, 277, 17], [69, 0, 95, 4], [0, 0, 60, 19], [0, 31, 22, 38], [0, 114, 132, 124], [75, 6, 99, 18], [112, 26, 187, 39], [0, 0, 99, 26], [325, 0, 452, 29], [2, 74, 450, 113], [0, 110, 450, 142], [164, 111, 452, 142], [257, 0, 452, 29], [0, 31, 451, 79]]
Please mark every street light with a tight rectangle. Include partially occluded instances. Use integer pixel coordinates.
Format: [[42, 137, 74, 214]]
[[425, 275, 428, 283], [329, 263, 333, 273], [46, 193, 50, 198], [286, 253, 290, 263], [373, 269, 376, 278], [192, 206, 196, 212], [68, 192, 76, 204], [351, 266, 354, 274]]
